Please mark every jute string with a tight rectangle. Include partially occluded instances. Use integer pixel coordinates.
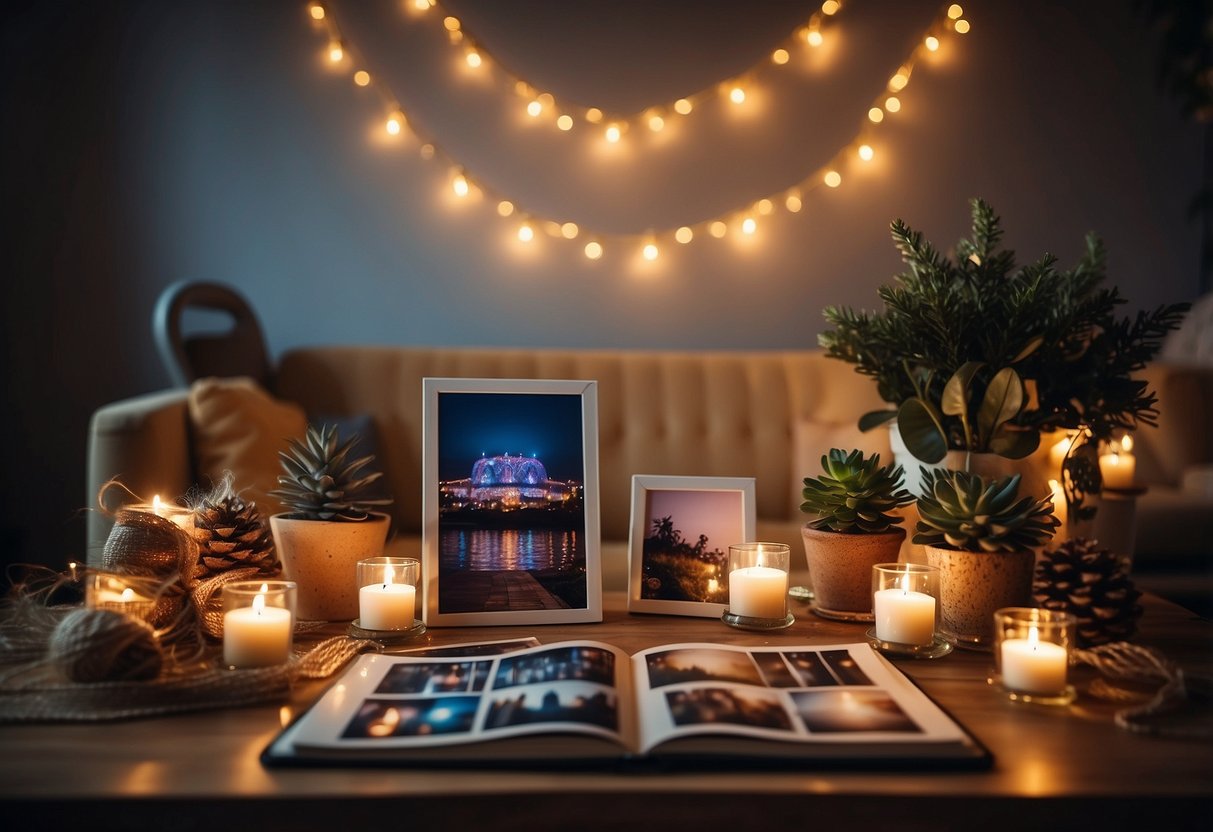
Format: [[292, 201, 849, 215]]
[[1073, 642, 1212, 738]]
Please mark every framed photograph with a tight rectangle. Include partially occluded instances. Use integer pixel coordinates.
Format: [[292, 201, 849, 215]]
[[422, 378, 602, 626], [627, 475, 755, 617]]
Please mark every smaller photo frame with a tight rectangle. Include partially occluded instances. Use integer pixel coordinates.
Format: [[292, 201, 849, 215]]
[[627, 475, 755, 617]]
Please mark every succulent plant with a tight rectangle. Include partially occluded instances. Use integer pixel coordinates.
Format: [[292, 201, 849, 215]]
[[913, 468, 1058, 552], [800, 449, 915, 534], [269, 424, 392, 521]]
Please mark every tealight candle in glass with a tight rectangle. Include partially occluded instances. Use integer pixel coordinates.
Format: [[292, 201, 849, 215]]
[[222, 580, 296, 669], [722, 543, 794, 630], [868, 563, 951, 658], [990, 607, 1077, 705], [86, 571, 160, 623], [353, 557, 425, 640]]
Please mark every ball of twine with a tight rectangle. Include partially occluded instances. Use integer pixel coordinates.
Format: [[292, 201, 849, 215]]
[[48, 608, 164, 683]]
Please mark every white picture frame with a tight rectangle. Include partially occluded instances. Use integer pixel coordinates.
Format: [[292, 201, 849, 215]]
[[422, 378, 602, 626], [627, 475, 756, 617]]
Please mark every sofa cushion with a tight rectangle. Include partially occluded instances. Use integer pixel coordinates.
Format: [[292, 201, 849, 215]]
[[187, 377, 308, 517]]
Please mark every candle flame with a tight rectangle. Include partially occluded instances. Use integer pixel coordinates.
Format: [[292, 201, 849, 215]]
[[1121, 434, 1133, 453], [899, 573, 911, 594], [1027, 625, 1040, 647], [384, 564, 395, 587], [253, 591, 266, 615], [152, 495, 162, 511], [120, 587, 135, 602]]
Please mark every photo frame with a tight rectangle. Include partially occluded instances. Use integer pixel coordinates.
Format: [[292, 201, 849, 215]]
[[627, 475, 756, 617], [422, 378, 602, 626]]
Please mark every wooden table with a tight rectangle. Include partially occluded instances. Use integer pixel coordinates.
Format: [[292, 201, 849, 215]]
[[1, 592, 1210, 831]]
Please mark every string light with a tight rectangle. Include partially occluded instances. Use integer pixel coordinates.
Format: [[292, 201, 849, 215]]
[[947, 4, 964, 19], [465, 49, 482, 68], [308, 3, 325, 21], [307, 2, 970, 259], [954, 19, 970, 34], [772, 48, 790, 65], [807, 30, 824, 48]]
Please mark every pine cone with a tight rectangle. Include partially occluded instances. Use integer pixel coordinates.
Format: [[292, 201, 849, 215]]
[[191, 491, 278, 580], [1033, 537, 1142, 646]]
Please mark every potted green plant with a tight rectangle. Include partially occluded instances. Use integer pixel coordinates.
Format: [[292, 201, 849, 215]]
[[819, 198, 1188, 517], [915, 467, 1059, 649], [269, 423, 393, 621], [799, 449, 915, 621]]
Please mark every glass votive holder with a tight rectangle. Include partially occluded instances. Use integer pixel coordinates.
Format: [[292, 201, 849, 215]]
[[867, 563, 952, 659], [722, 543, 794, 631], [351, 557, 425, 641], [85, 571, 162, 623], [221, 580, 296, 669], [989, 607, 1077, 706]]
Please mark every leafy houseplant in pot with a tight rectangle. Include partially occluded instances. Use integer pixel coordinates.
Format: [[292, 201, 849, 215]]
[[269, 424, 393, 621], [915, 468, 1059, 649], [800, 449, 915, 621]]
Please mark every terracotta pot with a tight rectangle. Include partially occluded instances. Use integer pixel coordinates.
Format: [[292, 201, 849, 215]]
[[924, 544, 1035, 650], [800, 525, 906, 621], [270, 512, 390, 621]]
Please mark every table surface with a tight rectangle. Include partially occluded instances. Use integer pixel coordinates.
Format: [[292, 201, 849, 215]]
[[2, 592, 1211, 831]]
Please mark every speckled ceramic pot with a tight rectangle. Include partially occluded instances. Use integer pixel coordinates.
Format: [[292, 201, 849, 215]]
[[924, 544, 1035, 650], [271, 513, 390, 621], [801, 525, 906, 621]]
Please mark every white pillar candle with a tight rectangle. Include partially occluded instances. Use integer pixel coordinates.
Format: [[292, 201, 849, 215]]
[[1000, 629, 1068, 694], [728, 565, 788, 619], [874, 586, 936, 645], [223, 593, 292, 668], [1048, 478, 1068, 533], [1099, 451, 1135, 490], [359, 582, 416, 630]]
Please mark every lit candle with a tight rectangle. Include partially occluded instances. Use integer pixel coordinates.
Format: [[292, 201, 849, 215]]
[[1048, 478, 1068, 532], [1048, 434, 1073, 476], [1000, 627, 1068, 694], [150, 495, 194, 530], [728, 566, 788, 619], [873, 576, 935, 645], [1099, 436, 1136, 490], [359, 565, 416, 631], [223, 586, 293, 668]]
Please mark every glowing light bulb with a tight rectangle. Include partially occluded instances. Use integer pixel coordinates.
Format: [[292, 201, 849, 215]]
[[648, 114, 664, 132], [561, 222, 579, 239], [451, 173, 469, 197], [868, 107, 884, 123], [605, 123, 621, 143], [885, 96, 901, 113], [518, 223, 534, 242], [353, 70, 370, 86], [824, 170, 842, 188], [772, 48, 789, 65], [741, 217, 757, 235], [675, 226, 693, 244], [807, 30, 824, 47], [538, 92, 554, 108], [955, 19, 970, 34], [785, 194, 803, 212], [925, 35, 940, 51], [729, 86, 746, 104], [756, 198, 773, 215], [643, 243, 659, 261], [585, 107, 603, 123], [413, 0, 433, 9], [443, 16, 461, 31], [309, 4, 325, 21], [465, 49, 482, 68], [385, 111, 405, 135], [584, 241, 603, 260], [858, 144, 874, 161], [889, 71, 909, 91], [822, 0, 841, 14], [673, 98, 693, 115], [328, 41, 344, 62], [556, 114, 574, 131], [497, 201, 515, 217], [419, 144, 435, 160], [947, 4, 963, 18], [526, 99, 542, 117], [709, 221, 727, 238]]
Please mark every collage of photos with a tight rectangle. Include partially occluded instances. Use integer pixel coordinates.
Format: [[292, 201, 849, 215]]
[[641, 646, 924, 738]]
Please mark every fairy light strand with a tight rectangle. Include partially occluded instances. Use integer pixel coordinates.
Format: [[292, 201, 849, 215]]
[[305, 2, 972, 260]]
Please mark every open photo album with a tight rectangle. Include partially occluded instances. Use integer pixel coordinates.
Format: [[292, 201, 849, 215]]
[[263, 639, 990, 769]]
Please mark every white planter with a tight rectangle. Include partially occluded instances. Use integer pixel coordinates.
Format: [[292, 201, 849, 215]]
[[890, 423, 1058, 501], [270, 512, 391, 621]]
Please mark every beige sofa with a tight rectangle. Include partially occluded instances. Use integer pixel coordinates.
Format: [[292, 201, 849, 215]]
[[86, 346, 1212, 601]]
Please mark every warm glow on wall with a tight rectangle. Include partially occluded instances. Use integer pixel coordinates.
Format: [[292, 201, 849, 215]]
[[305, 1, 971, 260]]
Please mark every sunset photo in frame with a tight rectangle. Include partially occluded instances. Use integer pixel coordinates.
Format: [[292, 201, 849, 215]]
[[627, 475, 755, 617], [422, 378, 602, 626]]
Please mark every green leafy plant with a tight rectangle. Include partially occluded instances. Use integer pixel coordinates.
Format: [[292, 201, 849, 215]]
[[913, 468, 1058, 553], [269, 424, 392, 521], [800, 449, 915, 534], [820, 198, 1189, 463]]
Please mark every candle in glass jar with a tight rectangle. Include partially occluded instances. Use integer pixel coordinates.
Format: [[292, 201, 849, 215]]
[[359, 579, 416, 631], [223, 589, 292, 668], [874, 580, 936, 645], [1099, 435, 1135, 490], [728, 566, 788, 619], [1000, 628, 1067, 694]]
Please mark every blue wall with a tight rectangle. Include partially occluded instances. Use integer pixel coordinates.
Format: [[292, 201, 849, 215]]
[[2, 0, 1204, 572]]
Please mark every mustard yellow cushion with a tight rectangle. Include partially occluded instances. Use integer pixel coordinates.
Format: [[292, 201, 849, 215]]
[[187, 377, 307, 518]]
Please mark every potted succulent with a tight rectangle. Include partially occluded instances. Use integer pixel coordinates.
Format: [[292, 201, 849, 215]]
[[269, 423, 393, 621], [819, 198, 1188, 515], [915, 467, 1059, 649], [799, 449, 915, 621]]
